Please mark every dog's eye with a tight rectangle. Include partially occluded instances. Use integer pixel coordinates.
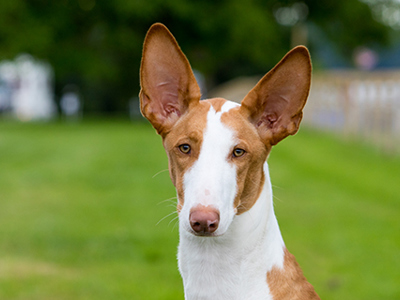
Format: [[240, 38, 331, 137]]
[[179, 144, 191, 154], [233, 148, 245, 157]]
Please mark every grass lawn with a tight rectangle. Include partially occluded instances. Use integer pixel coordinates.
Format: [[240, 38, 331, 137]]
[[0, 119, 399, 299]]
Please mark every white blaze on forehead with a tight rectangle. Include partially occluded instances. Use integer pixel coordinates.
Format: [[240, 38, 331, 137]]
[[182, 100, 239, 233], [220, 100, 240, 112]]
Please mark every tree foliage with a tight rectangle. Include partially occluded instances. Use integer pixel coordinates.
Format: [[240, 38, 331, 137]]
[[0, 0, 393, 113]]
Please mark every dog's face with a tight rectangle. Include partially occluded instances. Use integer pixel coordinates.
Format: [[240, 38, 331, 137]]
[[139, 23, 311, 237], [162, 98, 268, 236]]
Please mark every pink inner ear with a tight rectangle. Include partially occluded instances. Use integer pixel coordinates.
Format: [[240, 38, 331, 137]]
[[266, 113, 278, 128], [164, 103, 181, 117], [154, 80, 182, 118], [256, 113, 277, 129]]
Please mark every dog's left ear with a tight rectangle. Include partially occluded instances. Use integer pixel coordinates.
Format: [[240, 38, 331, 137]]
[[240, 46, 311, 146]]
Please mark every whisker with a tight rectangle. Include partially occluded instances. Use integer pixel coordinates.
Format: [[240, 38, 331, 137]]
[[156, 211, 178, 226], [152, 169, 169, 178], [273, 195, 283, 203], [157, 197, 177, 206], [163, 203, 178, 210], [237, 203, 249, 211], [271, 184, 283, 189], [168, 215, 179, 227], [171, 217, 180, 232]]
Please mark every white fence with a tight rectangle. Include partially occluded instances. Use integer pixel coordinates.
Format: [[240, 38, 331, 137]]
[[304, 71, 400, 154]]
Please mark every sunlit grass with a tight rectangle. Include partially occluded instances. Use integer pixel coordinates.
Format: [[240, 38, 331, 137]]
[[0, 120, 398, 299]]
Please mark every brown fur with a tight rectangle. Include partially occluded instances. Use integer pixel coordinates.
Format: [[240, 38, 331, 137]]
[[220, 105, 269, 214], [163, 101, 210, 211], [267, 248, 320, 300], [209, 97, 228, 112]]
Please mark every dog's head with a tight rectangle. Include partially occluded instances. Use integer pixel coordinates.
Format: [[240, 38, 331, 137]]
[[140, 23, 311, 237]]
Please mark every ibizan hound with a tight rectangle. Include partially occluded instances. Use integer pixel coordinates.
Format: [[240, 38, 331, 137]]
[[139, 23, 320, 300]]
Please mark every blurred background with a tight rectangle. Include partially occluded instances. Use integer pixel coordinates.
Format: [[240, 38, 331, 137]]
[[0, 0, 399, 299], [1, 0, 400, 152]]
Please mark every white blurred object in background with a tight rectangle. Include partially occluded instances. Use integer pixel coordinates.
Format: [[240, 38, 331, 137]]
[[60, 84, 82, 121], [0, 54, 57, 121]]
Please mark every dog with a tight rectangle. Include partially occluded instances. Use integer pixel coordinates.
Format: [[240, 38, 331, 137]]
[[139, 23, 320, 300]]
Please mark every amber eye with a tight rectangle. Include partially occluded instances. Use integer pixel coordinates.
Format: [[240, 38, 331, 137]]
[[233, 148, 245, 157], [179, 144, 191, 154]]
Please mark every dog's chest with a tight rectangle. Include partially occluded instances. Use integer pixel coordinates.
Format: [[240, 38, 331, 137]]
[[178, 228, 274, 300]]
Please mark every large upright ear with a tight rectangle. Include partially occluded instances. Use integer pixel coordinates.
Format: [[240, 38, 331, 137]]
[[139, 23, 201, 137], [240, 46, 311, 146]]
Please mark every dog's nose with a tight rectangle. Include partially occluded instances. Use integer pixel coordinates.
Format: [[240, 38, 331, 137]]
[[189, 206, 220, 234]]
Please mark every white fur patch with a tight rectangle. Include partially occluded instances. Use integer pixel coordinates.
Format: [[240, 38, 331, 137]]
[[220, 100, 240, 113], [180, 102, 238, 235]]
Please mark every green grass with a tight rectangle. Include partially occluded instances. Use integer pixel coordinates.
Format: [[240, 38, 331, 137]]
[[0, 120, 399, 299]]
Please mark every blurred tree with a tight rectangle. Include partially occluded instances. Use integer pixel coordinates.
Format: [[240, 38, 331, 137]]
[[0, 0, 393, 113]]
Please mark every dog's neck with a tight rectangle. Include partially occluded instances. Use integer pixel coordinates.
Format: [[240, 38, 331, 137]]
[[178, 162, 285, 300]]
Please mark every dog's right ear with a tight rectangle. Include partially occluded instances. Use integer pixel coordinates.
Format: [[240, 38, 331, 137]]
[[139, 23, 201, 137]]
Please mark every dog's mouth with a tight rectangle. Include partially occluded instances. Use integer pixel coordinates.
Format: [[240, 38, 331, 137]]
[[189, 230, 221, 237]]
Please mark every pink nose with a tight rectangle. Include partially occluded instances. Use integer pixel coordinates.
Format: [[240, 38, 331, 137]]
[[189, 205, 220, 235]]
